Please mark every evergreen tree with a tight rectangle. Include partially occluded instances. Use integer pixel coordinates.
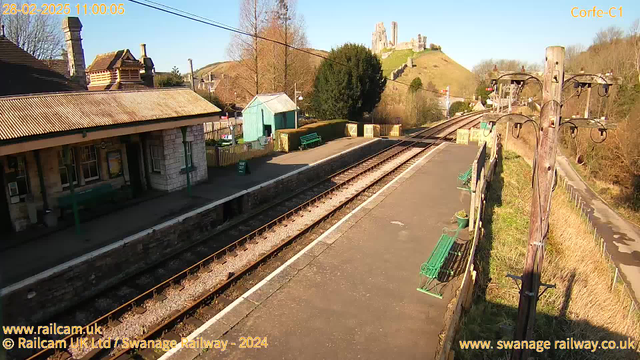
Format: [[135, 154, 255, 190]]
[[311, 44, 386, 120]]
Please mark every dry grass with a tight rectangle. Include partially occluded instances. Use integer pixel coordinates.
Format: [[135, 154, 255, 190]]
[[456, 139, 640, 359]]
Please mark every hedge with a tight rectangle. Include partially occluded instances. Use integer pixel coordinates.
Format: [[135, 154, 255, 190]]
[[275, 120, 349, 152]]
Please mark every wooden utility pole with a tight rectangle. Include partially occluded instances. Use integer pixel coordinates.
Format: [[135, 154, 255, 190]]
[[188, 58, 195, 91], [511, 46, 564, 360]]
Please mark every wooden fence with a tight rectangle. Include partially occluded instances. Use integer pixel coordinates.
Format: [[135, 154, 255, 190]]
[[206, 138, 274, 167], [204, 123, 243, 142], [439, 129, 499, 360]]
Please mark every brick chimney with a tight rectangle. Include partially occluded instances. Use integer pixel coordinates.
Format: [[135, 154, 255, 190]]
[[139, 43, 155, 88], [62, 17, 86, 89]]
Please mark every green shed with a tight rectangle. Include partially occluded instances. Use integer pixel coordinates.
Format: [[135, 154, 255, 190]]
[[242, 93, 297, 142]]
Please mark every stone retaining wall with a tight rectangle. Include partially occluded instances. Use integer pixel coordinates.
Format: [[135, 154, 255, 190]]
[[2, 139, 394, 325]]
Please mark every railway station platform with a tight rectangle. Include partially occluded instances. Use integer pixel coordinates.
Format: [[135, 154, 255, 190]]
[[166, 142, 479, 360], [0, 137, 381, 289]]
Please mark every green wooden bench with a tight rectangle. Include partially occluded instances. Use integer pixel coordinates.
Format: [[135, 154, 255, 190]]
[[58, 183, 116, 211], [417, 226, 463, 298], [457, 167, 473, 192], [299, 132, 322, 150]]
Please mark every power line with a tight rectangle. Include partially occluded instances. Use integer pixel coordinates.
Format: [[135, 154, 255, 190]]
[[128, 0, 470, 99]]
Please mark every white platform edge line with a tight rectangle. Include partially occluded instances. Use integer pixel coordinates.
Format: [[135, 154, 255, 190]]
[[158, 142, 447, 359], [1, 139, 379, 296]]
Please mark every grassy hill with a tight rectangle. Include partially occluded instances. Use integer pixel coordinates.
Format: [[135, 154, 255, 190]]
[[194, 48, 328, 79], [381, 49, 477, 99]]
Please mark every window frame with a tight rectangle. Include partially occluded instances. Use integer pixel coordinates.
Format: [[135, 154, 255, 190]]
[[79, 145, 100, 182], [58, 149, 78, 188], [14, 155, 30, 201], [182, 141, 193, 170], [150, 145, 163, 173]]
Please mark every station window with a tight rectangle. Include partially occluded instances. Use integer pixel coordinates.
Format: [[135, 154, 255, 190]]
[[8, 155, 30, 202], [150, 145, 163, 173], [58, 149, 78, 188], [183, 142, 193, 169], [80, 145, 100, 181]]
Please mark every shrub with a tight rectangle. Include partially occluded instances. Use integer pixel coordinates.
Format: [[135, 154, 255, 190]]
[[448, 101, 471, 116], [275, 120, 349, 152]]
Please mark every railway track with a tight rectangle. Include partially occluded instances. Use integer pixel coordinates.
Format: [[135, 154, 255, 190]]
[[21, 112, 485, 360]]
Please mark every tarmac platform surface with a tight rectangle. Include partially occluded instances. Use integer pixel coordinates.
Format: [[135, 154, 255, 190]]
[[0, 137, 377, 288], [165, 142, 479, 360]]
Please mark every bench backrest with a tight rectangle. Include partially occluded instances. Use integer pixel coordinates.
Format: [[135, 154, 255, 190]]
[[300, 133, 320, 142], [58, 183, 114, 206]]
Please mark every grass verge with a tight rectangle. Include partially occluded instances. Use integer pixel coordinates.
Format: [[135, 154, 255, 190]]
[[456, 149, 640, 360]]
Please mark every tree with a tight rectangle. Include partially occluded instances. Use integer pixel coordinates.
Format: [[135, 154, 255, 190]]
[[154, 66, 185, 87], [409, 77, 423, 93], [593, 26, 624, 45], [448, 101, 471, 116], [472, 59, 542, 80], [475, 81, 492, 105], [311, 43, 386, 120], [0, 1, 63, 59], [259, 0, 312, 97], [227, 0, 269, 97]]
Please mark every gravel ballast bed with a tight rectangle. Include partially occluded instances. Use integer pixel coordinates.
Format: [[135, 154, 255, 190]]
[[66, 147, 424, 359]]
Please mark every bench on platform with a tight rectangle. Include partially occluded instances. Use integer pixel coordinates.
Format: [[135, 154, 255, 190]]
[[417, 226, 463, 298], [457, 167, 473, 192], [299, 132, 322, 150], [57, 183, 116, 212]]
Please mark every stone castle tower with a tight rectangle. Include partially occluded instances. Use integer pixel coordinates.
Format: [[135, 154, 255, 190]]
[[371, 22, 388, 54], [371, 21, 426, 54]]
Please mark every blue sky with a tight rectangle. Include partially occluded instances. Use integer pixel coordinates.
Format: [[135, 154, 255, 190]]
[[62, 0, 639, 73]]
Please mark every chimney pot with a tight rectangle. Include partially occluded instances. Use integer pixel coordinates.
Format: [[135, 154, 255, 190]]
[[140, 43, 147, 58]]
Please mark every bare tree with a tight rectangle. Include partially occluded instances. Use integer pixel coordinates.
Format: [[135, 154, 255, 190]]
[[0, 1, 63, 59], [565, 44, 585, 72], [472, 59, 542, 79], [630, 19, 640, 83], [260, 0, 311, 97], [593, 26, 624, 45], [227, 0, 270, 98]]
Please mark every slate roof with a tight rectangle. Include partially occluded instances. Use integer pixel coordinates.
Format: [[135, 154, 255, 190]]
[[86, 49, 143, 72], [0, 88, 221, 141], [0, 35, 83, 96]]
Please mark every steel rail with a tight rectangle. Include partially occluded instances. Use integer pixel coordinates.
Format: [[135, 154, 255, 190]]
[[102, 113, 484, 360], [25, 112, 484, 360]]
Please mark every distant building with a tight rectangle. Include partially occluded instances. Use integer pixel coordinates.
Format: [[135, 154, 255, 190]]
[[0, 17, 220, 235], [86, 44, 154, 91], [0, 28, 84, 96], [242, 93, 297, 142]]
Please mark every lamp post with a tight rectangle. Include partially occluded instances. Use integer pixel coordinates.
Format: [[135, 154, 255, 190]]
[[294, 83, 303, 129]]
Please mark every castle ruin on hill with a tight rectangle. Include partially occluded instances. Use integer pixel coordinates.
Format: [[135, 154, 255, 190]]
[[371, 21, 426, 54]]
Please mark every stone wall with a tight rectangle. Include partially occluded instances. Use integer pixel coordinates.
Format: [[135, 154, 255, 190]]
[[2, 139, 395, 325], [161, 126, 207, 192]]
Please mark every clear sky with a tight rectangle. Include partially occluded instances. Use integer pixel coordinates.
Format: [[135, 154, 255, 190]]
[[56, 0, 639, 74]]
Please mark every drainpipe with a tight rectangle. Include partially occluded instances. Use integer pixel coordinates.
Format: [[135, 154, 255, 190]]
[[63, 145, 80, 234], [181, 127, 191, 196], [34, 149, 48, 210]]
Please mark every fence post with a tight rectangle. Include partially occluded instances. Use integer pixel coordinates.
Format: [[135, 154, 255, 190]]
[[630, 300, 636, 318], [603, 242, 606, 257], [469, 160, 478, 230], [612, 268, 618, 292]]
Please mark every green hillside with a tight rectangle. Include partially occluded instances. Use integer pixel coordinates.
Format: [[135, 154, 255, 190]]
[[381, 50, 477, 99]]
